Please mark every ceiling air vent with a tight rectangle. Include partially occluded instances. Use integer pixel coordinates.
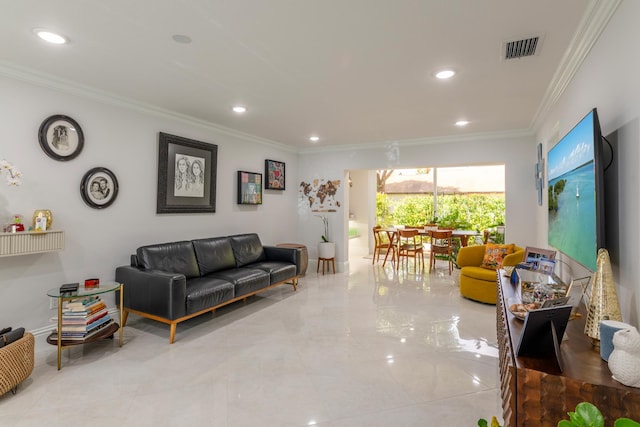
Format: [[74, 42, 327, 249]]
[[504, 36, 539, 60]]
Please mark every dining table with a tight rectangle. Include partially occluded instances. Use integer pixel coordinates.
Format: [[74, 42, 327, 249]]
[[380, 227, 482, 268], [420, 229, 482, 247]]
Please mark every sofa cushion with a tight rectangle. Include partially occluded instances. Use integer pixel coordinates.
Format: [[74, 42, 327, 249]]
[[137, 241, 200, 279], [192, 237, 237, 276], [210, 268, 269, 297], [248, 261, 297, 285], [229, 233, 266, 267], [461, 266, 500, 282], [480, 243, 515, 270], [185, 277, 235, 315]]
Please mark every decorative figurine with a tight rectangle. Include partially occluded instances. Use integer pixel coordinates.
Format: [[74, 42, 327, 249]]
[[608, 326, 640, 388]]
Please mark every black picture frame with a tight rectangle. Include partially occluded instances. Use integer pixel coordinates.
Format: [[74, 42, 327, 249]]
[[80, 167, 119, 209], [157, 132, 217, 214], [265, 159, 286, 190], [38, 115, 84, 161], [237, 171, 262, 205], [517, 305, 572, 371]]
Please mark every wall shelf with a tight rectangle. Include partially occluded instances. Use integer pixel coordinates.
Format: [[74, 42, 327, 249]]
[[0, 230, 65, 257]]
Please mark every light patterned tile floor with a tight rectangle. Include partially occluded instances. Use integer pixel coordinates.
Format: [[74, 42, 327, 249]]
[[1, 257, 503, 426]]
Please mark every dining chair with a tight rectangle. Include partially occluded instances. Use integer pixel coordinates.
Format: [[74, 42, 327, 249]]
[[382, 228, 399, 267], [429, 229, 453, 274], [397, 228, 424, 271], [372, 226, 392, 264]]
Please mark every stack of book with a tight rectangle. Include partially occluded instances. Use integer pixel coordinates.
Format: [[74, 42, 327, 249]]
[[57, 296, 114, 341]]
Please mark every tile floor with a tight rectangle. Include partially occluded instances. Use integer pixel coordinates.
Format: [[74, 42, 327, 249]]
[[1, 257, 503, 426]]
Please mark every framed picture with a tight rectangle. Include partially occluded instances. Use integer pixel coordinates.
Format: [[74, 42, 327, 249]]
[[523, 246, 557, 270], [80, 167, 119, 209], [237, 171, 262, 205], [265, 159, 285, 190], [157, 132, 217, 214], [38, 115, 84, 161]]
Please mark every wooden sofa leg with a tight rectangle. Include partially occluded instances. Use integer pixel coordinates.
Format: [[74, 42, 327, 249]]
[[292, 278, 298, 291], [169, 323, 176, 344]]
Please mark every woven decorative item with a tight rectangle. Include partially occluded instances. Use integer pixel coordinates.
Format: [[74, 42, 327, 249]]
[[584, 248, 622, 345], [0, 332, 35, 396]]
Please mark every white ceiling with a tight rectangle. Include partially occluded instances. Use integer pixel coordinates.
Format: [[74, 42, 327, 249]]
[[1, 1, 611, 150]]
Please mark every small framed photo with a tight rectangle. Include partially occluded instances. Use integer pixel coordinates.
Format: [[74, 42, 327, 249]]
[[38, 115, 84, 161], [523, 246, 557, 270], [265, 159, 285, 190], [537, 258, 557, 274], [80, 167, 119, 209], [237, 171, 262, 205], [157, 132, 218, 214]]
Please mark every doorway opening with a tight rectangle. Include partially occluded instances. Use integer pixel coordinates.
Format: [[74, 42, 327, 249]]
[[348, 165, 505, 262]]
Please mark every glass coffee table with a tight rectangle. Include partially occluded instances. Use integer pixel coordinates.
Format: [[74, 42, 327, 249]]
[[46, 281, 124, 370]]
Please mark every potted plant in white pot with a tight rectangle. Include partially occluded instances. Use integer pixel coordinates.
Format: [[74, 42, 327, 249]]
[[316, 215, 335, 259]]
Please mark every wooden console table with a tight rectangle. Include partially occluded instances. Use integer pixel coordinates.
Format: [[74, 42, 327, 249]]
[[496, 270, 640, 426]]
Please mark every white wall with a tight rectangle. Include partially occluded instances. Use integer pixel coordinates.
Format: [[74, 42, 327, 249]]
[[347, 169, 371, 260], [535, 0, 639, 325], [0, 74, 299, 332], [298, 132, 538, 271]]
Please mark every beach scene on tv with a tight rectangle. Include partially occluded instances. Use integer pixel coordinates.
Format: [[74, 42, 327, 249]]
[[547, 112, 598, 271]]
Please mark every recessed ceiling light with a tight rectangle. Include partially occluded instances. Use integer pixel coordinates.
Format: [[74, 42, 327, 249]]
[[34, 29, 67, 44], [455, 120, 470, 127], [232, 106, 247, 113], [435, 69, 456, 79], [309, 136, 320, 142]]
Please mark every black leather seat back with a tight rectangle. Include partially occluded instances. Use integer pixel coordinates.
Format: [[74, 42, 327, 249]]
[[229, 233, 266, 267], [136, 241, 200, 279], [192, 237, 237, 276]]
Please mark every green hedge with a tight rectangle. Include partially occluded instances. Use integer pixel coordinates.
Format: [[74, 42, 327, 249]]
[[376, 193, 505, 232]]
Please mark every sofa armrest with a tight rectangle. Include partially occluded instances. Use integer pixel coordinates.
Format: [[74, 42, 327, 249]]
[[502, 249, 525, 267], [115, 266, 187, 320], [263, 246, 301, 275], [456, 245, 487, 268]]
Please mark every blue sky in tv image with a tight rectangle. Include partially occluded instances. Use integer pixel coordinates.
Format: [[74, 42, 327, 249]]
[[547, 110, 595, 181]]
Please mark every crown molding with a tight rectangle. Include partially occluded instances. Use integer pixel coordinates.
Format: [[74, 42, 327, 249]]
[[531, 0, 622, 131], [0, 60, 297, 154]]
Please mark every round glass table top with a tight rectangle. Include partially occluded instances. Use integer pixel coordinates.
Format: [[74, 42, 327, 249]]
[[47, 281, 120, 298]]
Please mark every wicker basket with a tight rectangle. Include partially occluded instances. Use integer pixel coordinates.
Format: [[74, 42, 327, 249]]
[[0, 332, 35, 396]]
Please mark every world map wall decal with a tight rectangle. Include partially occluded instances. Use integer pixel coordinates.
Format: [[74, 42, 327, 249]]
[[299, 179, 341, 212]]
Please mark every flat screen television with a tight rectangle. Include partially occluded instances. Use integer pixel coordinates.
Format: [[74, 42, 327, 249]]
[[547, 108, 605, 272]]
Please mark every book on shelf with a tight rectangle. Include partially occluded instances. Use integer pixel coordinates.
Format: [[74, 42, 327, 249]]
[[54, 294, 116, 336], [59, 313, 112, 334], [53, 318, 116, 341], [64, 297, 105, 314], [63, 310, 108, 326], [62, 313, 111, 333]]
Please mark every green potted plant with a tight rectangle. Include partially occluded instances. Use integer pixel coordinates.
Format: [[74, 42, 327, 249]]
[[557, 402, 640, 427], [478, 402, 640, 427]]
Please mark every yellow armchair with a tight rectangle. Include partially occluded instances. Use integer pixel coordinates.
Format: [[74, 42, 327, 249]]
[[457, 244, 524, 304]]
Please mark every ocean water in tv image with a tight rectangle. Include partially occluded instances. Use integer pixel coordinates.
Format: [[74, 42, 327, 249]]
[[548, 162, 597, 270]]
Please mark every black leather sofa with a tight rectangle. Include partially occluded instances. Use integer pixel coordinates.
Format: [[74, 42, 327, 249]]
[[115, 233, 301, 343]]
